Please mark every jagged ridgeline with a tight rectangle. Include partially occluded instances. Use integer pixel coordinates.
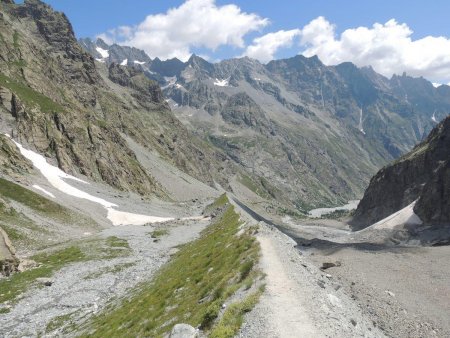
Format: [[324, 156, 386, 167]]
[[0, 0, 233, 199], [80, 36, 450, 212]]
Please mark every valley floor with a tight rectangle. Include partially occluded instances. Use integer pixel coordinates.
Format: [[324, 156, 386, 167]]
[[234, 199, 450, 338], [251, 223, 450, 338]]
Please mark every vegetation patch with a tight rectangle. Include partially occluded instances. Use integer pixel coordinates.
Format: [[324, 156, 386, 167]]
[[0, 235, 130, 304], [83, 262, 135, 281], [150, 229, 169, 238], [46, 313, 74, 333], [12, 30, 19, 48], [80, 196, 261, 337], [0, 73, 65, 114], [238, 174, 273, 200], [0, 246, 85, 304], [321, 209, 354, 220], [0, 178, 69, 218], [210, 287, 264, 338]]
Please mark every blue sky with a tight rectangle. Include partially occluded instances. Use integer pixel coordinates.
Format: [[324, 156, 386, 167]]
[[39, 0, 450, 83]]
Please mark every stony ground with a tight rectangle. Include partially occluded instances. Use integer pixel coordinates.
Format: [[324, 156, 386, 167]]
[[274, 218, 450, 338], [0, 218, 210, 337]]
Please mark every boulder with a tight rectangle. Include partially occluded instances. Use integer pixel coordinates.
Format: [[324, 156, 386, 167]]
[[169, 323, 199, 338], [36, 277, 53, 287]]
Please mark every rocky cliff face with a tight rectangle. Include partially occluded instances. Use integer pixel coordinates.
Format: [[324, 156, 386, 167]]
[[351, 116, 450, 230], [0, 0, 233, 197]]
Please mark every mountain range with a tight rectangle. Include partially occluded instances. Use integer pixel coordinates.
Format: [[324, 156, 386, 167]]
[[0, 0, 448, 217], [80, 37, 449, 213]]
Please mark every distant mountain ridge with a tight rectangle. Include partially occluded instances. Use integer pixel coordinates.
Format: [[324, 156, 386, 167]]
[[80, 37, 449, 212]]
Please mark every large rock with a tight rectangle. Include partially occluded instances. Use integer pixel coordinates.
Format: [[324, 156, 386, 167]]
[[169, 324, 199, 338]]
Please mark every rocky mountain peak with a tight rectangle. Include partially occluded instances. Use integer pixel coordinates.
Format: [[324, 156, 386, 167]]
[[95, 37, 109, 50], [351, 116, 450, 231]]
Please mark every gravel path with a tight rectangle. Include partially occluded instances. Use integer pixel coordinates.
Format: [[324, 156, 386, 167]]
[[0, 218, 210, 337], [238, 224, 385, 338]]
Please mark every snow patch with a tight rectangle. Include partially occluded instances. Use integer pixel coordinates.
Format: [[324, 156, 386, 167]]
[[431, 111, 438, 123], [4, 134, 176, 226], [133, 60, 146, 65], [162, 76, 177, 89], [95, 47, 109, 58], [106, 208, 173, 226], [360, 201, 422, 231], [432, 82, 442, 88], [32, 185, 55, 198], [214, 78, 229, 87], [120, 59, 128, 66], [95, 58, 106, 63], [358, 108, 365, 135]]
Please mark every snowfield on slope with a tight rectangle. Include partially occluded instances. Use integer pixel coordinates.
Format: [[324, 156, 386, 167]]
[[6, 135, 176, 226]]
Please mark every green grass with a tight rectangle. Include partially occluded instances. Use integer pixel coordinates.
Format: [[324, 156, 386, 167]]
[[13, 30, 19, 48], [0, 73, 65, 114], [105, 236, 130, 249], [0, 246, 85, 304], [46, 313, 74, 333], [209, 193, 228, 209], [238, 174, 271, 200], [0, 307, 10, 314], [83, 262, 135, 281], [150, 229, 169, 238], [0, 178, 69, 218], [80, 196, 261, 337], [9, 59, 27, 69], [210, 287, 264, 338], [89, 237, 131, 260]]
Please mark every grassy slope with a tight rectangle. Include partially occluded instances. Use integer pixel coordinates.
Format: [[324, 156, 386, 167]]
[[0, 73, 65, 114], [80, 195, 262, 338], [0, 177, 96, 246]]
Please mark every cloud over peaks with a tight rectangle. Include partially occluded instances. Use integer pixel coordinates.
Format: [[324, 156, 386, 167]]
[[243, 29, 301, 63], [98, 0, 268, 61], [300, 16, 450, 82]]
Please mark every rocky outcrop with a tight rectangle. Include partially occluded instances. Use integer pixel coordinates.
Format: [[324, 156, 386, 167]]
[[351, 116, 450, 230], [0, 226, 18, 276], [222, 92, 271, 130], [0, 134, 33, 175]]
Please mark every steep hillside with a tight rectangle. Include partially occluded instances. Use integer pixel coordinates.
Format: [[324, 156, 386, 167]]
[[0, 0, 232, 199], [351, 116, 450, 230], [81, 38, 450, 212]]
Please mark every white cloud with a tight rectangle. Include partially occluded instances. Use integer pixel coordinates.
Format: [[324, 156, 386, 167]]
[[99, 0, 268, 61], [243, 29, 301, 63], [300, 16, 450, 83]]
